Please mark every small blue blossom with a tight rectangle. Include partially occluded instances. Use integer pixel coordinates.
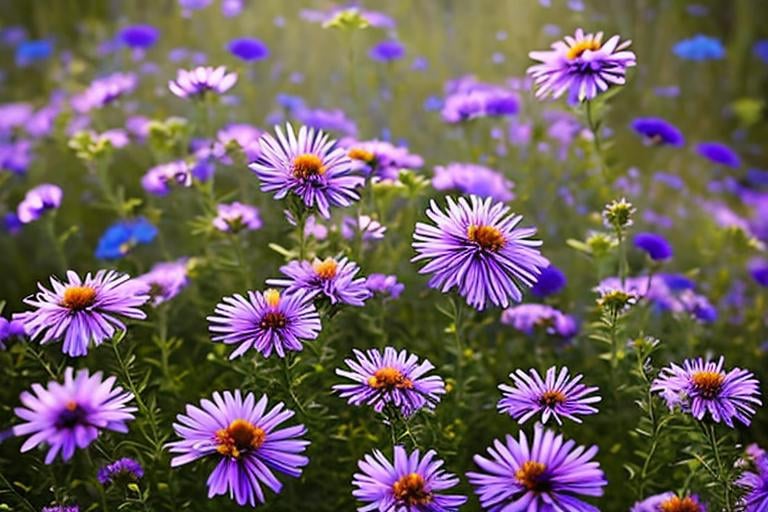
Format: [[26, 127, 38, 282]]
[[95, 217, 158, 260], [369, 40, 405, 62], [673, 35, 725, 61]]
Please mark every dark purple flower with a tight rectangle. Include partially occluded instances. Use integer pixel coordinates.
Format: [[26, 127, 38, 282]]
[[631, 493, 707, 512], [267, 257, 371, 306], [0, 139, 33, 174], [748, 259, 768, 287], [432, 163, 515, 202], [631, 117, 685, 147], [97, 457, 144, 485], [500, 304, 578, 339], [3, 212, 22, 234], [366, 273, 405, 299], [633, 232, 673, 261], [353, 445, 467, 510], [227, 38, 269, 61], [168, 66, 238, 98], [0, 316, 26, 350], [467, 424, 606, 511], [17, 183, 63, 224], [134, 259, 190, 307], [119, 25, 159, 49], [14, 368, 136, 463], [696, 142, 741, 168], [167, 391, 309, 507], [213, 202, 262, 233], [334, 347, 445, 417], [369, 40, 405, 62], [530, 264, 567, 297]]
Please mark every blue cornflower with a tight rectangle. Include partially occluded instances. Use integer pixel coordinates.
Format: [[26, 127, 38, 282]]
[[631, 117, 685, 147], [697, 142, 741, 168], [119, 25, 159, 48], [369, 40, 405, 62], [634, 232, 673, 261], [673, 35, 725, 61], [530, 265, 567, 297], [227, 37, 269, 61], [95, 217, 157, 260], [15, 39, 53, 66]]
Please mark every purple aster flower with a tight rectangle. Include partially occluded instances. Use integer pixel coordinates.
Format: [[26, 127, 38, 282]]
[[369, 40, 405, 62], [633, 232, 673, 261], [119, 25, 159, 49], [528, 28, 636, 101], [673, 35, 725, 61], [268, 257, 371, 306], [366, 274, 405, 299], [213, 202, 262, 233], [352, 445, 467, 511], [631, 493, 707, 512], [0, 101, 32, 135], [208, 289, 321, 359], [343, 139, 424, 180], [42, 506, 79, 512], [500, 304, 579, 339], [749, 259, 768, 287], [249, 123, 363, 219], [1, 139, 33, 174], [530, 264, 567, 297], [3, 212, 22, 235], [17, 183, 62, 224], [498, 367, 600, 425], [13, 368, 136, 463], [412, 195, 548, 311], [696, 142, 741, 168], [631, 117, 685, 147], [467, 424, 606, 511], [0, 315, 26, 350], [14, 270, 149, 357], [651, 356, 762, 427], [141, 160, 192, 196], [167, 390, 309, 507], [432, 163, 516, 202], [333, 347, 446, 417], [72, 72, 137, 112], [341, 215, 386, 241], [738, 450, 768, 512], [227, 37, 269, 61], [217, 123, 261, 161], [168, 66, 238, 99], [135, 259, 190, 307], [97, 457, 144, 485]]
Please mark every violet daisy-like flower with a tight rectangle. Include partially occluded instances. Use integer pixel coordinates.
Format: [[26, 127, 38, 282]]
[[208, 288, 321, 359], [167, 390, 309, 507], [0, 315, 26, 350], [97, 457, 144, 485], [141, 160, 192, 196], [631, 492, 707, 512], [341, 215, 386, 241], [333, 347, 445, 417], [412, 195, 548, 311], [17, 183, 63, 224], [498, 367, 601, 425], [168, 66, 238, 99], [267, 257, 372, 307], [631, 117, 685, 147], [528, 28, 636, 101], [13, 368, 136, 464], [467, 424, 606, 511], [352, 445, 467, 511], [432, 163, 516, 202], [738, 449, 768, 511], [249, 123, 363, 218], [134, 259, 190, 307], [14, 270, 148, 357], [651, 356, 762, 427], [212, 201, 262, 233], [500, 304, 579, 339]]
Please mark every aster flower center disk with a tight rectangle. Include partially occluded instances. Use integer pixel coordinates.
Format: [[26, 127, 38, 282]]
[[392, 472, 432, 505], [516, 461, 550, 492], [215, 419, 266, 459], [691, 371, 725, 399], [566, 39, 602, 60], [313, 258, 338, 279], [348, 148, 375, 164], [467, 224, 506, 252], [55, 401, 88, 429], [61, 286, 97, 311], [659, 496, 702, 512], [292, 153, 325, 179], [538, 390, 567, 407], [368, 367, 413, 390]]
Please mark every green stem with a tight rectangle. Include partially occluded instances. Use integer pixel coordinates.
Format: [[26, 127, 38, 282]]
[[704, 423, 734, 511], [230, 234, 253, 289], [585, 100, 609, 181], [0, 471, 36, 512], [281, 355, 307, 416], [25, 343, 57, 380], [617, 229, 628, 288], [44, 214, 67, 273], [449, 296, 465, 402]]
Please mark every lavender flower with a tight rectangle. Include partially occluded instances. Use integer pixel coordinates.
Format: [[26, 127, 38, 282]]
[[0, 316, 25, 349], [168, 66, 238, 98], [135, 259, 190, 306], [141, 161, 192, 196], [340, 215, 386, 241], [366, 274, 405, 299], [432, 163, 515, 202], [500, 304, 578, 339], [13, 368, 136, 463], [344, 139, 424, 180], [17, 183, 63, 223], [352, 445, 467, 511], [213, 202, 262, 233], [369, 40, 405, 62], [72, 72, 137, 112], [412, 195, 548, 310], [268, 257, 371, 306], [167, 391, 309, 507], [631, 493, 707, 512], [97, 457, 144, 485], [217, 123, 261, 161], [737, 449, 768, 512], [334, 347, 446, 417]]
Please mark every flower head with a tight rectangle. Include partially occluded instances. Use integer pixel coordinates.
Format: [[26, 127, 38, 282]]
[[633, 232, 673, 261], [227, 37, 269, 61], [366, 273, 405, 299], [249, 123, 362, 218], [527, 28, 636, 101], [340, 215, 386, 241], [530, 264, 567, 297], [95, 217, 157, 260], [208, 289, 321, 359], [119, 24, 159, 49], [352, 445, 467, 511], [167, 391, 309, 507], [134, 259, 190, 307], [72, 72, 137, 112], [17, 183, 63, 224], [267, 257, 371, 306], [15, 270, 149, 357], [42, 506, 79, 512], [467, 424, 606, 511], [432, 163, 515, 202], [141, 160, 192, 196], [213, 202, 262, 233], [500, 304, 578, 339], [217, 123, 261, 161], [602, 197, 635, 230], [0, 315, 26, 350], [13, 368, 136, 463], [369, 40, 405, 62], [168, 66, 238, 99], [674, 35, 725, 61], [631, 492, 707, 512], [696, 142, 741, 168], [343, 139, 424, 180], [334, 347, 445, 417], [651, 356, 761, 427], [412, 195, 548, 310], [737, 447, 768, 512], [97, 457, 144, 486], [631, 117, 685, 147], [498, 367, 600, 424]]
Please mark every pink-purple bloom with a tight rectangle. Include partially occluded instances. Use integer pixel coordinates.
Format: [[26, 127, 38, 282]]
[[738, 445, 768, 511], [344, 139, 424, 181], [218, 123, 262, 161], [366, 274, 405, 299], [72, 72, 137, 112], [141, 160, 192, 196], [15, 270, 149, 357], [630, 493, 707, 512], [168, 66, 238, 98], [213, 202, 262, 233], [334, 347, 446, 417], [432, 163, 515, 202], [13, 368, 136, 463], [0, 315, 25, 349], [17, 183, 63, 223], [134, 259, 190, 307], [468, 424, 606, 511], [352, 445, 467, 511], [267, 257, 371, 306], [167, 391, 309, 507], [341, 215, 386, 241], [500, 303, 579, 339], [97, 457, 144, 485], [412, 195, 548, 310]]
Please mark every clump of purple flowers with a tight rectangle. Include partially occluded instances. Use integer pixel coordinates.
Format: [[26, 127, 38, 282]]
[[432, 163, 515, 202], [97, 457, 144, 486], [501, 303, 579, 339]]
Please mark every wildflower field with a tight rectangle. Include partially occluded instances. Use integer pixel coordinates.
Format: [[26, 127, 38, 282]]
[[2, 1, 768, 510]]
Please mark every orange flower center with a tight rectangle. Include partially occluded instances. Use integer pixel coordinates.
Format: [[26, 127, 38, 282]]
[[292, 153, 325, 179], [61, 286, 97, 311], [215, 419, 266, 459], [313, 258, 338, 279], [367, 367, 413, 390], [467, 225, 506, 252], [660, 496, 702, 512], [392, 472, 432, 506], [566, 39, 602, 60], [539, 390, 567, 407], [516, 461, 549, 492], [348, 147, 375, 163], [691, 371, 725, 399]]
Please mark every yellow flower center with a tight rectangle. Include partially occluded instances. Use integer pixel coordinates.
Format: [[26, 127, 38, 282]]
[[467, 225, 506, 252], [348, 147, 375, 163], [292, 153, 325, 179], [215, 419, 266, 459], [566, 39, 602, 60], [516, 461, 549, 492], [392, 472, 432, 506], [61, 286, 97, 311], [367, 367, 413, 390], [660, 496, 702, 512], [691, 371, 725, 399], [313, 258, 338, 279], [264, 289, 281, 308], [539, 390, 567, 407]]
